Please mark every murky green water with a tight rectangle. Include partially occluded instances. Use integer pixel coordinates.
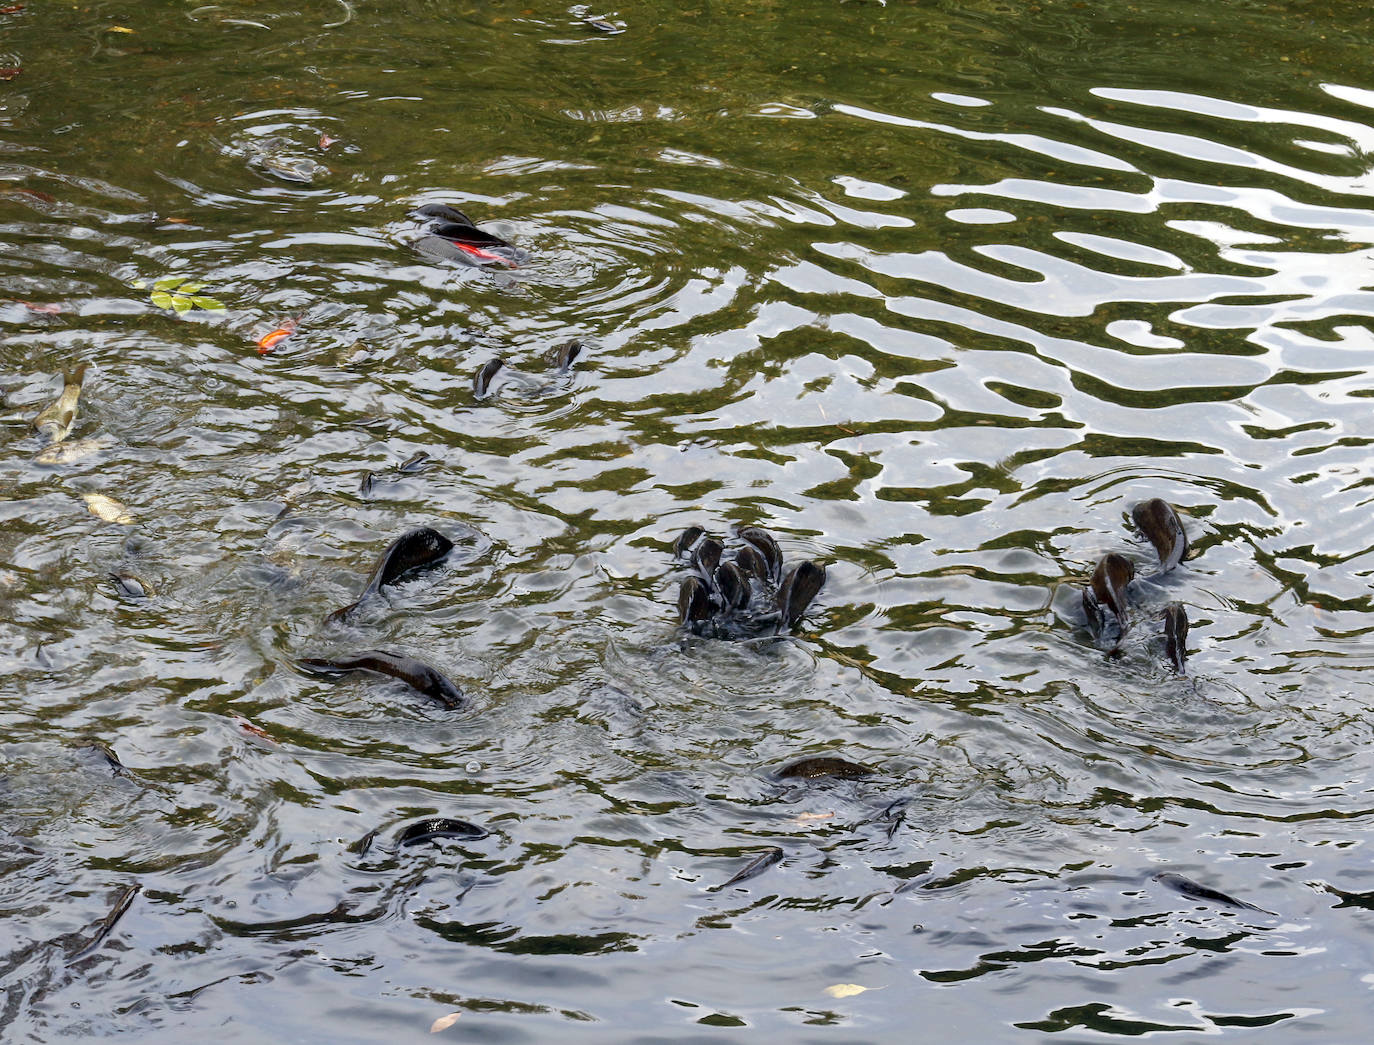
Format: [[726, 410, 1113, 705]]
[[5, 0, 1374, 1039]]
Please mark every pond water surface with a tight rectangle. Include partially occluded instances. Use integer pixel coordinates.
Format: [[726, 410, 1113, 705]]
[[4, 0, 1374, 1040]]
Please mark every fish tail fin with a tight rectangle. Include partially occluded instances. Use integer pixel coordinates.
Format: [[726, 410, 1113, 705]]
[[324, 602, 358, 626], [65, 363, 88, 387]]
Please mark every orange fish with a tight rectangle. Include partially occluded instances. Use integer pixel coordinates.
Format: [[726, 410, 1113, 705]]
[[256, 327, 295, 354]]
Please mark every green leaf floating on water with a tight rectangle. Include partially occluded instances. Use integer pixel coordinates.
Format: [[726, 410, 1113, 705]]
[[136, 275, 226, 313]]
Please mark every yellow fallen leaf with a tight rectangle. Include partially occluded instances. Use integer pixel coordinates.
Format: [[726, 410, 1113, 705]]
[[83, 493, 133, 524], [106, 25, 134, 33], [429, 1012, 461, 1033], [824, 983, 874, 999]]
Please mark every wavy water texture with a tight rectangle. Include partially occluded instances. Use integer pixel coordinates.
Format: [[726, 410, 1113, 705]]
[[3, 0, 1374, 1040]]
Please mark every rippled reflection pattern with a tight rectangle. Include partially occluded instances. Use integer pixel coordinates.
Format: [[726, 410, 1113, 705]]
[[3, 0, 1374, 1039]]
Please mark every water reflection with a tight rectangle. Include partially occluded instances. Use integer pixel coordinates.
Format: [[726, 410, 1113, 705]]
[[5, 0, 1374, 1039]]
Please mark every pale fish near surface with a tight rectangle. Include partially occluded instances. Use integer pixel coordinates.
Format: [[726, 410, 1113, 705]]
[[33, 364, 87, 444], [35, 435, 116, 466], [83, 493, 133, 524]]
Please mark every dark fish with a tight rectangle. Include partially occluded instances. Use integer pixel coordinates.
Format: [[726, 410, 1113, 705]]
[[425, 220, 513, 250], [678, 575, 711, 625], [326, 527, 454, 624], [777, 756, 874, 780], [296, 650, 464, 709], [733, 544, 768, 579], [777, 560, 825, 631], [359, 471, 377, 498], [548, 340, 583, 371], [351, 830, 377, 856], [692, 538, 723, 584], [714, 560, 750, 611], [1163, 602, 1189, 672], [398, 452, 430, 473], [711, 847, 783, 891], [738, 526, 782, 583], [584, 17, 624, 33], [1152, 871, 1274, 914], [1132, 498, 1190, 573], [411, 202, 478, 226], [109, 572, 153, 599], [1083, 552, 1135, 632], [67, 883, 141, 965], [396, 817, 489, 846], [674, 525, 705, 559], [474, 357, 505, 398], [414, 234, 516, 267], [77, 741, 130, 777]]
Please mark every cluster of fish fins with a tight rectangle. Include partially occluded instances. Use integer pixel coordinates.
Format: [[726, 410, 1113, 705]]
[[1082, 497, 1191, 672], [673, 524, 826, 638]]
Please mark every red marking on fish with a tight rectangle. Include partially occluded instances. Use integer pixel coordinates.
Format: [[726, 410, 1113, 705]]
[[319, 134, 338, 150], [450, 241, 517, 268]]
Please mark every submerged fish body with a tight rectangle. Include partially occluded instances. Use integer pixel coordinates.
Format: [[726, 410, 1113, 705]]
[[1163, 602, 1189, 672], [396, 817, 488, 846], [1152, 871, 1273, 914], [33, 364, 87, 444], [83, 492, 133, 525], [777, 756, 874, 780], [711, 847, 784, 891], [410, 203, 524, 268], [297, 649, 464, 708], [326, 527, 454, 624], [1132, 498, 1190, 573], [35, 434, 115, 466], [548, 340, 583, 372]]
